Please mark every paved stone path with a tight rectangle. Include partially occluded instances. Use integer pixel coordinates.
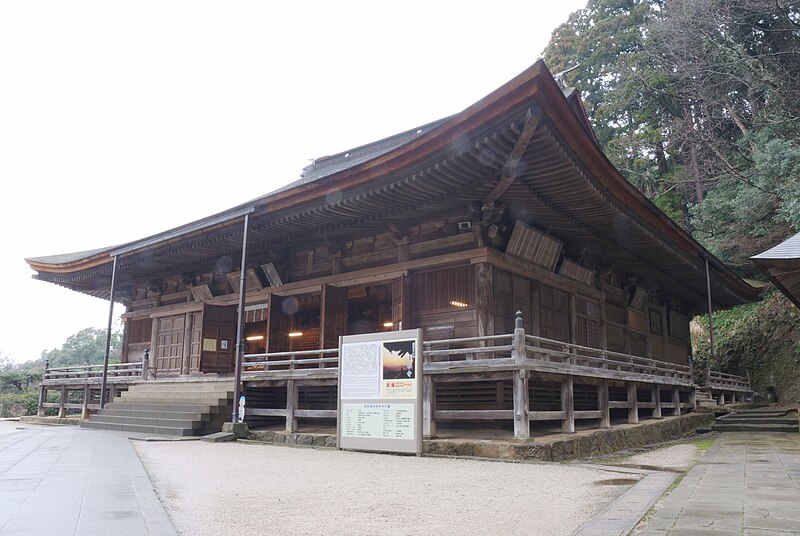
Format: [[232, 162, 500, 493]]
[[0, 422, 176, 535], [636, 432, 800, 535]]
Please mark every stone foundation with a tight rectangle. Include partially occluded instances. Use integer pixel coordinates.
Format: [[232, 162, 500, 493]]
[[247, 413, 715, 462]]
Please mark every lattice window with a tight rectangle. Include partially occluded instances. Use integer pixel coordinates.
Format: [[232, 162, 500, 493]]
[[411, 265, 474, 312]]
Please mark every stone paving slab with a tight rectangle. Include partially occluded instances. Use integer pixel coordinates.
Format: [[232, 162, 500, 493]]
[[0, 422, 176, 535], [573, 471, 677, 536], [635, 432, 800, 535]]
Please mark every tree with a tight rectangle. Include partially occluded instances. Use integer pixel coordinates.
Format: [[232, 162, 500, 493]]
[[39, 326, 121, 368], [543, 0, 677, 199]]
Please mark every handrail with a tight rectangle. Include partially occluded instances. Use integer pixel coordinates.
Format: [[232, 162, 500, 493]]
[[43, 361, 142, 381], [242, 348, 340, 372]]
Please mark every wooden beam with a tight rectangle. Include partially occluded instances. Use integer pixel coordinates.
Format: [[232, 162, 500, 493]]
[[483, 106, 542, 204]]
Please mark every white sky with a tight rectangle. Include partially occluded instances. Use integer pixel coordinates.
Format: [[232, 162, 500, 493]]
[[0, 0, 587, 363]]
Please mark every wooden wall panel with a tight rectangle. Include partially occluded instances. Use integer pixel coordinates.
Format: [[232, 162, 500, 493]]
[[539, 284, 570, 343]]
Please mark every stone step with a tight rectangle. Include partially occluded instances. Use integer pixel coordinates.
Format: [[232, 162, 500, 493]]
[[99, 408, 211, 421], [130, 382, 234, 392], [81, 420, 196, 436], [105, 402, 226, 414], [85, 414, 204, 429], [731, 410, 793, 417], [720, 417, 797, 425], [115, 395, 231, 406], [712, 423, 799, 433], [121, 390, 234, 399]]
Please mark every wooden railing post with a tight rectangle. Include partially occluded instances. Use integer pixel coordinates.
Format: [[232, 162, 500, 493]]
[[627, 383, 639, 424], [672, 387, 681, 416], [598, 381, 610, 428], [423, 376, 436, 438], [512, 311, 530, 439], [81, 385, 90, 419], [37, 360, 49, 417], [652, 385, 662, 419], [561, 378, 575, 433], [286, 379, 298, 432], [141, 349, 149, 380], [58, 386, 67, 418]]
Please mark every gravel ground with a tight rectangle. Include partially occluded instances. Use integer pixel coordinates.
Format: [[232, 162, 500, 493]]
[[622, 443, 699, 472], [134, 440, 639, 536]]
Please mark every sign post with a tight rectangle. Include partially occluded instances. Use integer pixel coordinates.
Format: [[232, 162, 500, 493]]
[[337, 329, 423, 455]]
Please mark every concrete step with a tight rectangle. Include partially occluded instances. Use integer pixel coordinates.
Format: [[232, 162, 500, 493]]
[[99, 408, 210, 421], [85, 414, 204, 429], [731, 410, 793, 417], [114, 395, 231, 406], [80, 420, 196, 436], [130, 382, 234, 392], [105, 402, 226, 414], [720, 416, 797, 425], [712, 422, 799, 432], [119, 391, 233, 400]]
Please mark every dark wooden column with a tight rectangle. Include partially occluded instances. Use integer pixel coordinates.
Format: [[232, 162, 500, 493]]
[[627, 383, 639, 424], [672, 387, 681, 416], [423, 377, 436, 438], [475, 263, 494, 337], [652, 385, 662, 418], [598, 381, 610, 428], [286, 379, 298, 432], [561, 378, 575, 433]]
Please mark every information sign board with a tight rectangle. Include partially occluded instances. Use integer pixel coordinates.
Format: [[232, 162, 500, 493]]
[[337, 329, 422, 454]]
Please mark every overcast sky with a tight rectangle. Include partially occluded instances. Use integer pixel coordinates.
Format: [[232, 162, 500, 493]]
[[0, 1, 587, 363]]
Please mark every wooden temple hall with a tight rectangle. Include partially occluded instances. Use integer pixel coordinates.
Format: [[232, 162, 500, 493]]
[[28, 60, 759, 439]]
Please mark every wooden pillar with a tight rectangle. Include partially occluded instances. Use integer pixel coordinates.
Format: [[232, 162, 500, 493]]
[[718, 392, 726, 405], [652, 385, 662, 419], [561, 378, 575, 433], [513, 370, 530, 439], [627, 383, 639, 424], [286, 380, 298, 432], [569, 295, 578, 345], [600, 299, 608, 353], [181, 311, 194, 375], [475, 263, 494, 338], [150, 318, 160, 374], [58, 386, 67, 418], [689, 388, 697, 410], [511, 312, 529, 438], [423, 376, 436, 437], [598, 381, 610, 428], [37, 385, 47, 417], [672, 387, 681, 416], [81, 385, 90, 419]]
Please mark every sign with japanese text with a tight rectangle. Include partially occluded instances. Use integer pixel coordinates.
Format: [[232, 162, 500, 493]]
[[338, 329, 422, 454]]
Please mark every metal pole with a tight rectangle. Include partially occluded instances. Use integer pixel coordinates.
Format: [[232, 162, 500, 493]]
[[99, 255, 119, 410], [232, 214, 250, 423], [704, 256, 715, 385]]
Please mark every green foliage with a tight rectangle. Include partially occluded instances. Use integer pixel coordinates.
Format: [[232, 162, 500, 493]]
[[693, 292, 800, 403], [689, 133, 800, 276], [39, 326, 121, 368], [0, 325, 122, 417]]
